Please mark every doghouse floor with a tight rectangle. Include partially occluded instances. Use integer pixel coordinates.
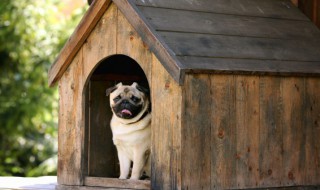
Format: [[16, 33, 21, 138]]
[[56, 177, 150, 190]]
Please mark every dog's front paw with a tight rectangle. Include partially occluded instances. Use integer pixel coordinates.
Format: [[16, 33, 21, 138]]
[[119, 176, 127, 180], [129, 175, 140, 180]]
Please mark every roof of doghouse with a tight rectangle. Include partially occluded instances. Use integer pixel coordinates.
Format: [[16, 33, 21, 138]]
[[48, 0, 320, 86]]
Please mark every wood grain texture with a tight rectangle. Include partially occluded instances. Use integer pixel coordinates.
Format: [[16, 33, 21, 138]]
[[210, 75, 237, 189], [161, 32, 320, 62], [304, 78, 320, 185], [258, 76, 284, 187], [138, 6, 320, 39], [177, 56, 320, 77], [281, 78, 305, 186], [182, 74, 212, 189], [84, 177, 150, 189], [235, 76, 260, 188], [48, 0, 111, 86], [82, 3, 117, 81], [134, 0, 307, 20], [151, 55, 182, 190], [116, 6, 152, 83], [182, 74, 320, 189], [58, 49, 85, 185]]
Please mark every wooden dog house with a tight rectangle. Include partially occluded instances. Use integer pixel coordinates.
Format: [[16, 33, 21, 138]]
[[49, 0, 320, 189]]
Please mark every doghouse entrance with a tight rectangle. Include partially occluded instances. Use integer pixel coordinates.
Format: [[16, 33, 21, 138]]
[[83, 55, 150, 189]]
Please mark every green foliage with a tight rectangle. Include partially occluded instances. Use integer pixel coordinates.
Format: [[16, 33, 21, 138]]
[[0, 0, 86, 176]]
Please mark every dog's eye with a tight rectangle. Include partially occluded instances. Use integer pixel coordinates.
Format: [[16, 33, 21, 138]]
[[113, 95, 121, 102], [131, 96, 140, 103]]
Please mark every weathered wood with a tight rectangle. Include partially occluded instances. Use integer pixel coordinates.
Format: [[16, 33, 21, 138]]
[[281, 78, 306, 186], [161, 32, 320, 62], [177, 56, 320, 77], [138, 6, 320, 39], [134, 0, 307, 20], [116, 6, 152, 84], [304, 78, 320, 185], [235, 76, 260, 188], [210, 75, 237, 189], [56, 184, 133, 190], [181, 74, 320, 189], [58, 49, 85, 185], [258, 76, 284, 187], [48, 0, 111, 86], [151, 55, 182, 190], [84, 177, 150, 189], [182, 74, 212, 189], [82, 3, 117, 81]]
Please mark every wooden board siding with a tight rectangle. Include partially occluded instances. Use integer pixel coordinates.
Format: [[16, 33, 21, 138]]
[[182, 74, 320, 189], [151, 55, 182, 190], [58, 49, 85, 185]]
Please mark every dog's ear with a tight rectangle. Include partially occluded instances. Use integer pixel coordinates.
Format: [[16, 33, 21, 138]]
[[134, 82, 149, 95], [106, 83, 122, 96]]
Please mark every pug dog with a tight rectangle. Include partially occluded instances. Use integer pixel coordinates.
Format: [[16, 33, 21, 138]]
[[106, 82, 151, 180]]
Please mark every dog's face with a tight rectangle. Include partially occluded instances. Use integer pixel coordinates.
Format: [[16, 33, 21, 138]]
[[106, 82, 149, 120]]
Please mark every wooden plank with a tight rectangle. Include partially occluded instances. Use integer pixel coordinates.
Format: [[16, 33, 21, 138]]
[[88, 81, 118, 178], [235, 76, 260, 189], [304, 78, 320, 185], [281, 78, 306, 186], [151, 55, 182, 190], [161, 32, 320, 62], [210, 75, 237, 189], [258, 76, 284, 187], [48, 0, 111, 86], [82, 3, 117, 81], [84, 177, 150, 189], [177, 56, 320, 77], [58, 49, 85, 185], [113, 0, 185, 85], [138, 6, 320, 39], [134, 0, 308, 21], [116, 5, 152, 84], [182, 74, 212, 189]]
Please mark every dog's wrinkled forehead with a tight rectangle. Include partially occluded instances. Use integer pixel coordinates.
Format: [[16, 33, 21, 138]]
[[110, 83, 142, 98]]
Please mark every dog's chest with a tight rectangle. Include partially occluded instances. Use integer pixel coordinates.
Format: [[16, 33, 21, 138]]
[[111, 117, 151, 146]]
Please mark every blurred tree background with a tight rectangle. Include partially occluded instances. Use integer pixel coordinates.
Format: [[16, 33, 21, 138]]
[[0, 0, 86, 176]]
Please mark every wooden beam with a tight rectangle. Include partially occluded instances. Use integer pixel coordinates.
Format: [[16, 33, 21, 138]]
[[84, 177, 150, 189], [48, 0, 111, 87]]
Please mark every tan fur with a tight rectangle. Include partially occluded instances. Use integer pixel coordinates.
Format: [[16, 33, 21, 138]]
[[109, 82, 151, 180]]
